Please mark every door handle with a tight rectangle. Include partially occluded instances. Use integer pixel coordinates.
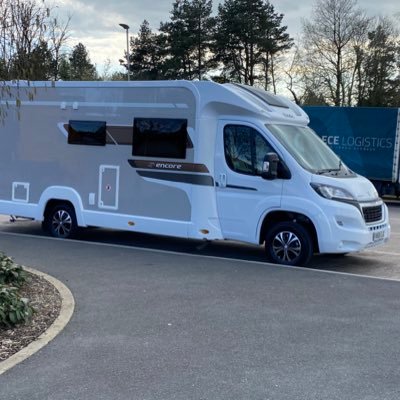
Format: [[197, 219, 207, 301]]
[[219, 173, 227, 188]]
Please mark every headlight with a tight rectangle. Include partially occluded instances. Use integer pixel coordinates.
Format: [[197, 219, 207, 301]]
[[310, 183, 355, 201]]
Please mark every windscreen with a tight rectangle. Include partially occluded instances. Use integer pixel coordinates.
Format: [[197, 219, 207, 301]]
[[266, 124, 348, 174]]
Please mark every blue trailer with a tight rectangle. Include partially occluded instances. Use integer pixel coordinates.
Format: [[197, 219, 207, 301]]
[[303, 106, 400, 196]]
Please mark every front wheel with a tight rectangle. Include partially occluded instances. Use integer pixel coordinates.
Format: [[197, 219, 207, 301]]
[[265, 222, 313, 267], [44, 204, 78, 239]]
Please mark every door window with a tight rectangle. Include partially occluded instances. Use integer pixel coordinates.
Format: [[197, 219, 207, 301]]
[[224, 125, 274, 175]]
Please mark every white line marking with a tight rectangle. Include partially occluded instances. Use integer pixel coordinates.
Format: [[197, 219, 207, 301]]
[[1, 231, 400, 284], [368, 250, 400, 256]]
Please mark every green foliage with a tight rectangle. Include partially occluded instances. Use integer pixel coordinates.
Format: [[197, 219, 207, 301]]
[[134, 0, 216, 80], [0, 253, 33, 326], [0, 286, 34, 326], [214, 0, 292, 86], [128, 0, 292, 86], [129, 20, 166, 80], [358, 19, 400, 107], [0, 252, 27, 287], [64, 43, 98, 81], [9, 41, 54, 81], [58, 55, 72, 81], [0, 0, 70, 81], [157, 0, 216, 80]]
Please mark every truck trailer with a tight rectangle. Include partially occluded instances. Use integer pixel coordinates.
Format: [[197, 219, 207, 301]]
[[303, 106, 400, 197], [0, 80, 390, 266]]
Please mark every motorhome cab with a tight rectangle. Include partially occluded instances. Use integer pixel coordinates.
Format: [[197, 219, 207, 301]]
[[0, 80, 390, 266]]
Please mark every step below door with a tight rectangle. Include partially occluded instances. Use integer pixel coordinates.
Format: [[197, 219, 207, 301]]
[[99, 165, 120, 210]]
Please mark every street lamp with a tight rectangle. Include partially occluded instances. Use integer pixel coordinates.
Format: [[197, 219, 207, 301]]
[[119, 23, 130, 81]]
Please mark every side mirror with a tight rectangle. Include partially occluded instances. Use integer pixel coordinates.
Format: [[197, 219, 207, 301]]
[[261, 152, 279, 180]]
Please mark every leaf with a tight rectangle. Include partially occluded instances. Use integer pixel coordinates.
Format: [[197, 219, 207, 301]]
[[9, 311, 16, 324]]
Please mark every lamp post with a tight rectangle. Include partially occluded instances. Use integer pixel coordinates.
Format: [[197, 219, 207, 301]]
[[119, 23, 130, 81]]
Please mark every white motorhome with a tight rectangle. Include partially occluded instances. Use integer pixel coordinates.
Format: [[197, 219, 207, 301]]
[[0, 80, 390, 266]]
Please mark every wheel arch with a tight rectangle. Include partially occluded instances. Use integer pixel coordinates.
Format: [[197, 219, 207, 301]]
[[38, 186, 85, 227], [258, 210, 319, 253]]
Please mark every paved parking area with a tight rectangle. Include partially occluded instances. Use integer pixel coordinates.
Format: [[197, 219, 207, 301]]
[[0, 203, 399, 280], [0, 208, 399, 400]]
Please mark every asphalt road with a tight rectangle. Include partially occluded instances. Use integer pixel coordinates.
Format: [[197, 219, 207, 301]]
[[0, 203, 399, 399]]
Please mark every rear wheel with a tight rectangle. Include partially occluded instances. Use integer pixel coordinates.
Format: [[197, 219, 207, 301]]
[[45, 203, 77, 239], [265, 221, 313, 267]]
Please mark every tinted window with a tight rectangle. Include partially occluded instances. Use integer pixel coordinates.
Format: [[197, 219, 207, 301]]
[[133, 118, 187, 159], [68, 120, 106, 146], [224, 125, 274, 175]]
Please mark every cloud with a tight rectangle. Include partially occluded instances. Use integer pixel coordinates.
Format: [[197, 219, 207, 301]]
[[57, 0, 171, 34], [54, 0, 175, 69], [53, 0, 400, 74]]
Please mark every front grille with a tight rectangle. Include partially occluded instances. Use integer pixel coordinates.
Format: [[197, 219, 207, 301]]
[[362, 205, 383, 223]]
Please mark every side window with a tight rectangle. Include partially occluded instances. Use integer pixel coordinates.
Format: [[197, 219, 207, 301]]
[[224, 125, 253, 174], [68, 120, 106, 146], [133, 118, 187, 159], [224, 125, 274, 175]]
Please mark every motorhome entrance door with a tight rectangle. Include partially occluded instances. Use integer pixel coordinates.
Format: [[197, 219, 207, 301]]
[[99, 165, 120, 210]]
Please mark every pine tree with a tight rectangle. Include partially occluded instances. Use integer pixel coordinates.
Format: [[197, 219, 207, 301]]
[[183, 0, 216, 79], [30, 41, 54, 80], [214, 0, 292, 86], [359, 20, 400, 106], [69, 43, 98, 81], [258, 3, 293, 92], [130, 20, 164, 80], [160, 0, 215, 80], [58, 55, 71, 81]]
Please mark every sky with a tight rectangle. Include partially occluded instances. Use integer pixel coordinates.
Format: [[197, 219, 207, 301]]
[[55, 0, 400, 76]]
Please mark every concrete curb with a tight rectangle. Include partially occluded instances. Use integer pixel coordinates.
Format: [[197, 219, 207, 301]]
[[0, 267, 75, 375]]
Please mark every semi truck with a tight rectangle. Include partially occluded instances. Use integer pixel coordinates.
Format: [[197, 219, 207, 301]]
[[0, 80, 390, 266], [303, 106, 400, 197]]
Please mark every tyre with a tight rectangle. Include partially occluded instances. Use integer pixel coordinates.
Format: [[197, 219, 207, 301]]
[[45, 203, 77, 239], [265, 221, 313, 267]]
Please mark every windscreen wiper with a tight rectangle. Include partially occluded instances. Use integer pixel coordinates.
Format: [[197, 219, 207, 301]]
[[315, 167, 341, 175], [315, 161, 342, 175]]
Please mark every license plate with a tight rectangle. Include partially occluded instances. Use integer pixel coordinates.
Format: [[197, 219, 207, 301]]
[[373, 230, 385, 242]]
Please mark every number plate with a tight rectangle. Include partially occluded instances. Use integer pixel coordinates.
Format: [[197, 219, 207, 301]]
[[373, 230, 385, 242]]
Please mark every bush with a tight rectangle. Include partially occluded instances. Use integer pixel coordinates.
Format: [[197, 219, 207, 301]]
[[0, 286, 34, 326], [0, 252, 27, 287], [0, 252, 34, 326]]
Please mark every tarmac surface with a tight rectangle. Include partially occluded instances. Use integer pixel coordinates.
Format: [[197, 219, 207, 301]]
[[0, 204, 399, 399]]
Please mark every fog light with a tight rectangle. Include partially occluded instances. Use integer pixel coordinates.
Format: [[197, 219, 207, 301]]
[[200, 229, 209, 234]]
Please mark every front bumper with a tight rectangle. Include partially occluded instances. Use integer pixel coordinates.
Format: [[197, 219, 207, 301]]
[[317, 200, 390, 254]]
